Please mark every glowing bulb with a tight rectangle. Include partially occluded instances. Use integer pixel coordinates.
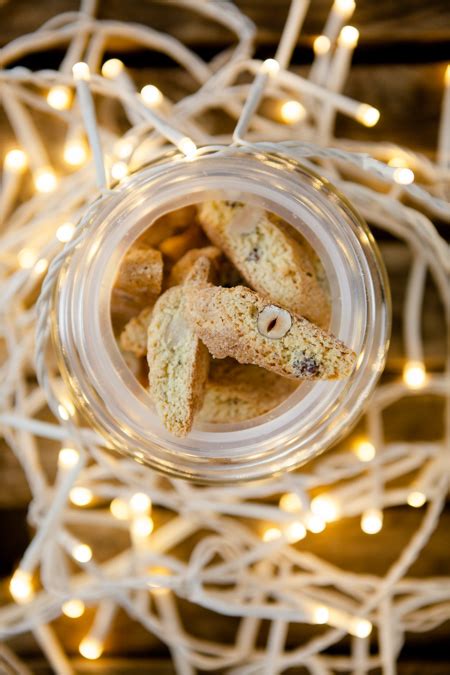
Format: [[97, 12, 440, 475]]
[[354, 439, 376, 462], [58, 447, 79, 469], [72, 62, 90, 81], [356, 104, 380, 128], [284, 521, 307, 543], [34, 167, 57, 193], [62, 598, 85, 618], [279, 492, 302, 513], [407, 490, 426, 508], [101, 58, 124, 79], [333, 0, 356, 15], [445, 65, 450, 86], [140, 84, 163, 107], [262, 58, 280, 76], [177, 137, 197, 158], [130, 515, 154, 538], [350, 618, 373, 639], [18, 248, 36, 269], [70, 486, 93, 507], [115, 138, 134, 160], [129, 492, 151, 515], [110, 497, 129, 520], [361, 508, 383, 534], [47, 85, 72, 110], [64, 139, 87, 166], [280, 100, 306, 124], [262, 527, 282, 542], [111, 161, 129, 180], [403, 361, 426, 389], [310, 495, 339, 522], [4, 149, 28, 172], [338, 26, 359, 48], [10, 570, 33, 603], [311, 605, 329, 624], [393, 167, 414, 185], [72, 543, 92, 563], [306, 513, 326, 533], [313, 35, 331, 56], [56, 222, 76, 243], [58, 404, 71, 421], [79, 637, 103, 660], [34, 258, 48, 275]]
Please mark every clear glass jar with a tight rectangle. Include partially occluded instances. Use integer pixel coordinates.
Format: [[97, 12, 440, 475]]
[[52, 146, 390, 483]]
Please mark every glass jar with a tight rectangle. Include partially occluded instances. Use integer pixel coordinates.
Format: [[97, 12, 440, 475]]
[[52, 145, 390, 483]]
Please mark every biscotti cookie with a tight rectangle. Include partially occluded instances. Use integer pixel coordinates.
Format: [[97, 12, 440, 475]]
[[184, 285, 356, 380], [147, 258, 211, 436], [115, 243, 163, 298], [158, 224, 207, 262], [119, 306, 153, 357], [198, 359, 298, 423], [197, 201, 330, 327], [138, 205, 197, 248], [168, 246, 221, 287]]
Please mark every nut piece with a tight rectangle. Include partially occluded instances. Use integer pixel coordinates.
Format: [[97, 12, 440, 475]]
[[257, 305, 292, 339]]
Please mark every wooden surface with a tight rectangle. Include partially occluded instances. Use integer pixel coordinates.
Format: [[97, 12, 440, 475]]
[[0, 1, 449, 673]]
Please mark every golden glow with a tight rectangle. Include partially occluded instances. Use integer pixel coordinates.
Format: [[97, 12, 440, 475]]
[[279, 492, 302, 513], [10, 570, 33, 603], [280, 100, 306, 124], [177, 137, 197, 158], [56, 222, 76, 243], [284, 521, 307, 543], [310, 495, 339, 522], [34, 258, 48, 275], [47, 85, 72, 110], [101, 58, 124, 79], [4, 149, 28, 173], [305, 513, 326, 533], [403, 361, 427, 389], [445, 64, 450, 86], [361, 508, 383, 534], [79, 637, 103, 660], [72, 62, 90, 81], [354, 438, 376, 462], [110, 497, 129, 520], [407, 490, 426, 508], [62, 598, 85, 618], [140, 84, 163, 107], [34, 167, 57, 193], [148, 566, 171, 595], [262, 58, 280, 76], [262, 527, 282, 542], [388, 156, 408, 168], [111, 161, 129, 181], [350, 618, 373, 639], [18, 248, 36, 269], [70, 486, 93, 507], [311, 605, 329, 624], [356, 104, 380, 127], [338, 26, 359, 48], [313, 35, 331, 56], [58, 447, 79, 469], [64, 139, 88, 166], [57, 403, 73, 421], [129, 492, 151, 515], [333, 0, 356, 15], [115, 138, 134, 160], [72, 543, 92, 563], [130, 515, 154, 538], [393, 167, 414, 185]]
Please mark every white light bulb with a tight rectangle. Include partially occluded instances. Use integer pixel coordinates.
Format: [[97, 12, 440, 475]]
[[72, 543, 92, 563], [34, 258, 48, 275], [350, 618, 373, 639], [115, 138, 134, 160], [280, 100, 306, 124], [356, 104, 380, 128], [101, 58, 124, 79], [354, 439, 376, 462], [393, 167, 414, 185], [131, 515, 154, 538], [284, 521, 307, 543], [407, 490, 426, 508], [262, 58, 280, 76], [64, 139, 87, 167], [333, 0, 356, 16], [177, 137, 197, 158], [129, 492, 151, 515], [311, 605, 329, 624], [140, 84, 163, 107], [403, 361, 426, 389], [305, 513, 326, 533], [72, 62, 90, 81], [279, 492, 302, 513], [110, 497, 130, 520], [62, 598, 85, 618], [338, 25, 359, 48], [111, 161, 129, 180], [10, 570, 33, 603], [310, 495, 339, 522], [47, 85, 72, 110], [58, 447, 79, 469], [79, 637, 103, 660], [69, 486, 93, 507], [313, 35, 331, 56], [34, 167, 57, 193], [262, 527, 282, 542], [4, 149, 28, 173], [361, 508, 383, 534], [18, 248, 36, 269], [56, 222, 76, 243]]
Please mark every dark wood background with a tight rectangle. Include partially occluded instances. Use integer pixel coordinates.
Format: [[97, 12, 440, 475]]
[[1, 1, 449, 673]]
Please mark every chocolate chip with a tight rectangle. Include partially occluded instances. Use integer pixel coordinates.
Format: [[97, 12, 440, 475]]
[[246, 247, 261, 262], [292, 355, 320, 376]]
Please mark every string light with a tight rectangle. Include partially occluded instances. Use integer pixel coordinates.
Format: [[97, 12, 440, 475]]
[[305, 514, 326, 533], [130, 515, 154, 538], [361, 508, 383, 534], [64, 138, 88, 166], [56, 222, 76, 243], [9, 570, 33, 603], [101, 58, 124, 79], [115, 138, 134, 160], [333, 0, 356, 15], [148, 566, 171, 595], [310, 494, 339, 522], [279, 100, 306, 124], [279, 492, 302, 512], [4, 148, 28, 172], [34, 258, 48, 275], [71, 543, 93, 563], [403, 361, 427, 389], [70, 486, 93, 506], [311, 605, 329, 624], [261, 58, 280, 76], [47, 85, 72, 110], [392, 167, 414, 185], [140, 84, 163, 107], [129, 492, 151, 515], [313, 35, 331, 56], [58, 447, 79, 469], [18, 248, 36, 269], [354, 438, 376, 462], [177, 137, 197, 158], [407, 490, 427, 508], [356, 104, 380, 127], [338, 25, 359, 48], [34, 167, 57, 193], [62, 598, 85, 618], [284, 522, 307, 543], [72, 62, 90, 81], [262, 527, 282, 542], [349, 618, 373, 638], [79, 637, 103, 660], [111, 161, 129, 180], [110, 497, 130, 520]]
